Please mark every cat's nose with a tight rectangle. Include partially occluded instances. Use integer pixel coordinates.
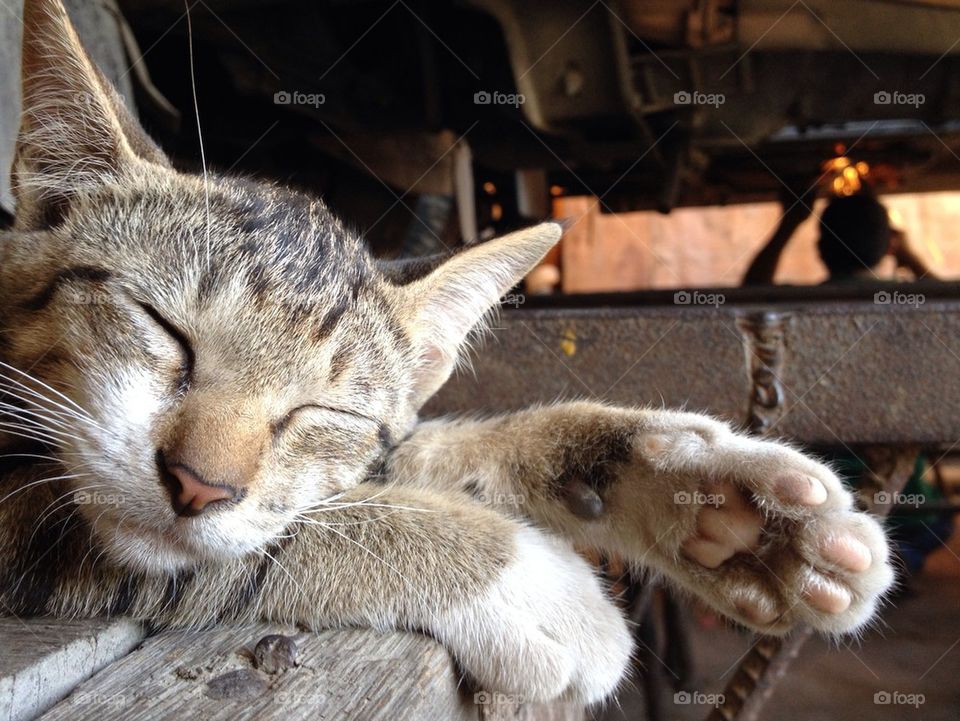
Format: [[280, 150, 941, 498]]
[[157, 451, 241, 517]]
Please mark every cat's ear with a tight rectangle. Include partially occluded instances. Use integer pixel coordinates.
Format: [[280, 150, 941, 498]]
[[396, 222, 562, 408], [13, 0, 171, 228]]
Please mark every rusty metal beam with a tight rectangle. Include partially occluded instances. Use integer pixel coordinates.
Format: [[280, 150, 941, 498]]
[[430, 291, 960, 445]]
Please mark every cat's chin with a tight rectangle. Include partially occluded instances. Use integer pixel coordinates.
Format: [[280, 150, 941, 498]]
[[93, 513, 268, 574], [107, 529, 207, 574]]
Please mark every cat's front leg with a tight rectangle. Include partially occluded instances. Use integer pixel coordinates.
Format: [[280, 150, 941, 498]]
[[112, 486, 633, 705], [257, 488, 633, 704], [392, 403, 894, 635]]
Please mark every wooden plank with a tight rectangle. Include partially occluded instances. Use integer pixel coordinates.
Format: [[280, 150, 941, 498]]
[[0, 617, 144, 721], [33, 627, 448, 720], [482, 700, 584, 721], [37, 625, 584, 721]]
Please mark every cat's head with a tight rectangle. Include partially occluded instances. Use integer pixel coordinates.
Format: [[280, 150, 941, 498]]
[[0, 0, 560, 573]]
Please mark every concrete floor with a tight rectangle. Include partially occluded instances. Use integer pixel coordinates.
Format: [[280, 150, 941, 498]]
[[604, 516, 960, 721]]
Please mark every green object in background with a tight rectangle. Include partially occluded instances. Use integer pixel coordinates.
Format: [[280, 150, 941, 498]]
[[828, 451, 940, 528]]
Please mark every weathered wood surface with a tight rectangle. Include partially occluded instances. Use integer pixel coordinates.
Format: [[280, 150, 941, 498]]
[[22, 624, 582, 721], [0, 618, 144, 721], [482, 699, 584, 721]]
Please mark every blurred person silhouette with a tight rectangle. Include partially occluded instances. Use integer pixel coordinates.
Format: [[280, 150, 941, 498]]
[[742, 188, 938, 285]]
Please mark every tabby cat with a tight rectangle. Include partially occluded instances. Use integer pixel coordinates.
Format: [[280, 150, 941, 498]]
[[0, 0, 893, 706]]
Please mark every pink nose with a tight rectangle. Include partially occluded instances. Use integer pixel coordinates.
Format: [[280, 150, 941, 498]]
[[159, 456, 239, 517]]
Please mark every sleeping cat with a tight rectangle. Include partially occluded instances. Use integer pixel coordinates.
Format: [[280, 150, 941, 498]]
[[0, 0, 893, 707]]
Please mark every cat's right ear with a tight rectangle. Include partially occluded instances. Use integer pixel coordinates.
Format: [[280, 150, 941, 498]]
[[392, 222, 562, 409], [13, 0, 171, 229]]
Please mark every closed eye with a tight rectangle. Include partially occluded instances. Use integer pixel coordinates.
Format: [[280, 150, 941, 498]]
[[273, 404, 378, 437], [136, 301, 195, 392], [298, 404, 377, 422]]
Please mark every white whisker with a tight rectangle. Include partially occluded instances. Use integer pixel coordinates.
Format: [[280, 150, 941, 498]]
[[0, 453, 62, 464], [261, 548, 310, 612], [30, 483, 107, 542], [0, 399, 75, 431], [0, 375, 103, 431], [184, 0, 212, 270], [0, 472, 87, 507], [0, 422, 65, 447], [0, 416, 85, 445], [308, 520, 439, 627], [0, 361, 95, 419], [301, 499, 434, 514]]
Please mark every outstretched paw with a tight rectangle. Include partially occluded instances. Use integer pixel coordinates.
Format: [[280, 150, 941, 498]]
[[635, 417, 894, 635]]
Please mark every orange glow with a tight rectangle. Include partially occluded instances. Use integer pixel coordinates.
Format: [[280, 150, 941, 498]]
[[821, 155, 870, 196]]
